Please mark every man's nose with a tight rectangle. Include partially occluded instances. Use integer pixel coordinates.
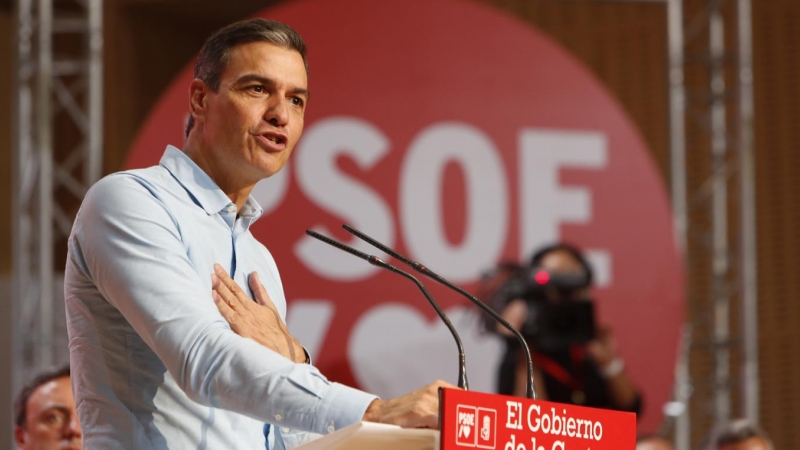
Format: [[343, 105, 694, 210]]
[[63, 414, 82, 438], [265, 96, 289, 127]]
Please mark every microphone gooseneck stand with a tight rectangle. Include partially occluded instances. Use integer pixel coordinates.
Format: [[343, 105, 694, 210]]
[[305, 229, 469, 391], [341, 224, 538, 400]]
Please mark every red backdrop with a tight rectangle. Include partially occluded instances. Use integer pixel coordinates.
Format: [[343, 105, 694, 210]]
[[126, 0, 684, 433]]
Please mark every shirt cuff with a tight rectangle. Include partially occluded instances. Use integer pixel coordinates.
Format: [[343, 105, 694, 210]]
[[313, 383, 378, 435]]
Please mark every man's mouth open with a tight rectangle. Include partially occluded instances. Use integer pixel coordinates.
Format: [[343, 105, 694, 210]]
[[256, 132, 287, 151]]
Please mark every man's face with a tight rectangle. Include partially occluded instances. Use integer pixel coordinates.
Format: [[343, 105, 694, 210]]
[[200, 41, 308, 184], [719, 437, 771, 450], [15, 376, 81, 450]]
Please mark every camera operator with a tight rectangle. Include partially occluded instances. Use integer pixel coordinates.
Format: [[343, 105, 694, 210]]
[[483, 243, 642, 414]]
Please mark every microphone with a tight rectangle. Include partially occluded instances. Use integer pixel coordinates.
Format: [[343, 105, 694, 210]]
[[304, 229, 469, 391], [342, 224, 538, 400]]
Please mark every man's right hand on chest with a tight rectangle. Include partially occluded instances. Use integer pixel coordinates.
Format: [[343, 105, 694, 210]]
[[211, 264, 307, 364]]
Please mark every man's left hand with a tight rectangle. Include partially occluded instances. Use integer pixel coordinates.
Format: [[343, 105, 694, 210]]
[[211, 264, 306, 363]]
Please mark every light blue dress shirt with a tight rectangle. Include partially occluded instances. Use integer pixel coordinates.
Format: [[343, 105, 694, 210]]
[[65, 146, 376, 449]]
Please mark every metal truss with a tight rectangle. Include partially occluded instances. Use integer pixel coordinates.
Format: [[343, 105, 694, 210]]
[[666, 0, 757, 447], [12, 0, 103, 395], [586, 0, 756, 446]]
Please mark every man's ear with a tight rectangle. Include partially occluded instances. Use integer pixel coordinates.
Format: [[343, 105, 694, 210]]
[[189, 78, 210, 125], [15, 425, 28, 447]]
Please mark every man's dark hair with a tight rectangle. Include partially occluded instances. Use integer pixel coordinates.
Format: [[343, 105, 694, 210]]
[[14, 365, 71, 428], [185, 18, 308, 137], [703, 419, 774, 450], [530, 242, 594, 286]]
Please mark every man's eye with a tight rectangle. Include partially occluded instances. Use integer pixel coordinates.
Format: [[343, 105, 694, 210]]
[[42, 412, 66, 427], [249, 86, 264, 93], [291, 97, 304, 107]]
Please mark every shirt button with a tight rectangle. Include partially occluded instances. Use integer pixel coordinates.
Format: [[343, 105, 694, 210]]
[[274, 413, 282, 421], [227, 205, 236, 213], [282, 427, 290, 433], [327, 425, 335, 433]]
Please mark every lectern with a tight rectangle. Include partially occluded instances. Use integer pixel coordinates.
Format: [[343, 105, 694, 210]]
[[296, 388, 636, 449]]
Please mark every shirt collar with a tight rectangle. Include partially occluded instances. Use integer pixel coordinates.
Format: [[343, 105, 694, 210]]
[[159, 145, 264, 220], [238, 195, 263, 220]]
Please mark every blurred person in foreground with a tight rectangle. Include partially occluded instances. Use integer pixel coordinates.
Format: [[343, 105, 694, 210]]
[[13, 365, 81, 450], [704, 419, 774, 450], [482, 243, 642, 413], [636, 434, 674, 450], [65, 18, 449, 449]]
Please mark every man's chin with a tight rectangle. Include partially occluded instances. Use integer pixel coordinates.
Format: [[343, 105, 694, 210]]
[[257, 158, 289, 179]]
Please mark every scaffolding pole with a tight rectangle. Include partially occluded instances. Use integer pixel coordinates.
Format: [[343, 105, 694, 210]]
[[671, 0, 758, 443], [592, 0, 757, 446], [736, 0, 758, 426], [12, 0, 103, 398]]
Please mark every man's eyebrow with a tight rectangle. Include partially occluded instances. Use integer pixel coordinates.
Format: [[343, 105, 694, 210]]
[[38, 405, 71, 417], [235, 74, 273, 85], [235, 74, 310, 98], [290, 87, 310, 99]]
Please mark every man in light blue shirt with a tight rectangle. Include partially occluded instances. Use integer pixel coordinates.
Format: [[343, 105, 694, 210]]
[[65, 19, 448, 449]]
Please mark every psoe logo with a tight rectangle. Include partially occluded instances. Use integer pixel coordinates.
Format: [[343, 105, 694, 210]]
[[456, 405, 497, 448], [456, 405, 477, 447]]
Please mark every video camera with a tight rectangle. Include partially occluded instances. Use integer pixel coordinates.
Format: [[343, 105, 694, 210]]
[[487, 263, 597, 351]]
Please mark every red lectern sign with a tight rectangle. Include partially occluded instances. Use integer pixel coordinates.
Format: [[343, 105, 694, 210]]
[[440, 388, 635, 450]]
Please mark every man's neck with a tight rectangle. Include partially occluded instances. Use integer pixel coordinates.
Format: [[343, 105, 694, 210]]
[[183, 136, 255, 211]]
